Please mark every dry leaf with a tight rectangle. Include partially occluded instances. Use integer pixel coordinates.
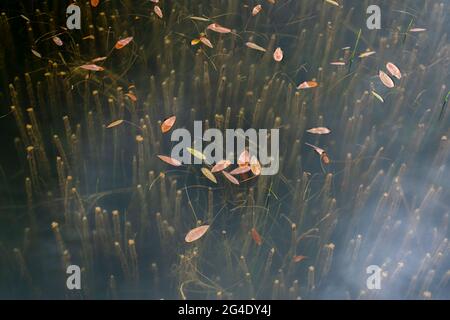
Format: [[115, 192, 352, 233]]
[[157, 155, 182, 167], [161, 116, 176, 133], [273, 47, 283, 62], [379, 70, 394, 88], [185, 225, 209, 243]]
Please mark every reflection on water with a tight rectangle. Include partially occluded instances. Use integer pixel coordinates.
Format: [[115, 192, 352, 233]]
[[0, 0, 449, 299]]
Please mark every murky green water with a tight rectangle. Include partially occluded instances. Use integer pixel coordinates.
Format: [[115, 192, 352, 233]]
[[0, 0, 449, 299]]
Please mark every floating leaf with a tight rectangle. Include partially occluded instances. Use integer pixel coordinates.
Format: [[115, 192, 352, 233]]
[[245, 42, 266, 52], [379, 70, 394, 88], [92, 56, 107, 62], [325, 0, 340, 7], [154, 5, 163, 18], [31, 49, 42, 58], [386, 62, 402, 80], [297, 81, 318, 89], [90, 0, 99, 7], [207, 23, 231, 34], [330, 61, 345, 66], [305, 142, 325, 156], [251, 228, 262, 245], [250, 156, 261, 176], [293, 255, 307, 263], [238, 150, 250, 167], [230, 166, 251, 175], [80, 64, 104, 71], [273, 47, 283, 62], [106, 119, 124, 128], [161, 115, 176, 133], [321, 153, 331, 165], [222, 171, 239, 185], [201, 168, 217, 184], [371, 90, 384, 103], [211, 160, 232, 173], [20, 14, 30, 22], [157, 155, 182, 167], [409, 28, 426, 32], [200, 36, 213, 48], [252, 4, 262, 16], [136, 135, 144, 142], [187, 147, 206, 161], [125, 92, 137, 102], [189, 16, 210, 22], [191, 38, 201, 46], [306, 127, 331, 135], [185, 225, 209, 243], [358, 51, 376, 58], [52, 36, 63, 46], [115, 36, 133, 49]]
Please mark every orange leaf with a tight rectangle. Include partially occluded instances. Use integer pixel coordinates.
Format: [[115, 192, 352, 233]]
[[161, 115, 176, 133], [115, 36, 133, 49], [185, 225, 209, 243]]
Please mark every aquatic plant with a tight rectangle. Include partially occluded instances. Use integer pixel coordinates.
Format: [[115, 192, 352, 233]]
[[0, 0, 449, 299]]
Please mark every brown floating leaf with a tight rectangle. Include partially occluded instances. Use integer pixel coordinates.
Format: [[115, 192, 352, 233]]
[[125, 92, 137, 102], [297, 81, 318, 89], [250, 156, 261, 176], [229, 166, 251, 175], [306, 127, 331, 135], [321, 153, 331, 165], [293, 255, 307, 263], [157, 155, 182, 167], [92, 56, 107, 62], [245, 41, 267, 52], [238, 150, 250, 167], [222, 171, 239, 185], [200, 36, 213, 48], [80, 64, 104, 71], [379, 70, 394, 88], [90, 0, 99, 7], [115, 36, 133, 49], [305, 142, 325, 156], [52, 36, 63, 46], [185, 225, 209, 243], [207, 23, 231, 34], [251, 228, 262, 245], [252, 4, 262, 16], [154, 5, 163, 18], [106, 119, 124, 128], [211, 160, 231, 173], [201, 167, 217, 184], [273, 47, 283, 62], [386, 62, 402, 80], [161, 115, 176, 133]]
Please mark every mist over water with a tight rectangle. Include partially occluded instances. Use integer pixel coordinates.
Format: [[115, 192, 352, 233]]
[[0, 0, 449, 299]]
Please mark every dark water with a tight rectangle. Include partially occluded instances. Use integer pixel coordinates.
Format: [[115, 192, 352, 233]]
[[0, 0, 449, 299]]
